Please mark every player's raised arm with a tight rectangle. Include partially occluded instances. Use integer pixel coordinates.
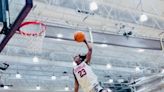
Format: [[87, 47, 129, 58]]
[[84, 39, 92, 65]]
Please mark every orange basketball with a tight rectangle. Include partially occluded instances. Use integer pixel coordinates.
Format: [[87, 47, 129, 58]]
[[74, 31, 85, 42]]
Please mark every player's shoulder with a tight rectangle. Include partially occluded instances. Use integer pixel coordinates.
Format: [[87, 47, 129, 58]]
[[81, 61, 89, 66], [83, 61, 90, 66]]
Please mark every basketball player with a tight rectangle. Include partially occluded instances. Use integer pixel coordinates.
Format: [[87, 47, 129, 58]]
[[73, 39, 111, 92]]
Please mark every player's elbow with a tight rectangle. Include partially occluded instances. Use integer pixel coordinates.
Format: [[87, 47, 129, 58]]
[[88, 47, 92, 52], [87, 48, 92, 57]]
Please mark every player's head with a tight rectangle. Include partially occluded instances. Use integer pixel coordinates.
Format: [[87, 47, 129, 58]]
[[73, 54, 86, 65]]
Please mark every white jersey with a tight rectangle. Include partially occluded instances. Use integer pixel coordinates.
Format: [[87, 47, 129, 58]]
[[73, 62, 98, 92]]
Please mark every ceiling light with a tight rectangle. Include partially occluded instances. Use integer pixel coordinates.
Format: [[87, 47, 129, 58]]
[[4, 85, 9, 89], [138, 49, 145, 52], [36, 85, 40, 90], [64, 86, 69, 91], [135, 66, 141, 72], [51, 75, 56, 80], [108, 79, 113, 83], [100, 44, 108, 47], [57, 34, 63, 38], [117, 79, 124, 83], [55, 38, 63, 41], [161, 69, 164, 73], [33, 56, 39, 63], [139, 14, 148, 22], [106, 64, 112, 69], [90, 1, 98, 11], [16, 72, 22, 79]]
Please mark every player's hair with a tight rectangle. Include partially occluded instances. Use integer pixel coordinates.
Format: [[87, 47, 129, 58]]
[[79, 54, 86, 62]]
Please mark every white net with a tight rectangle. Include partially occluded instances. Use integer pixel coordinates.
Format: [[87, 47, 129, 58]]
[[16, 21, 46, 54], [16, 33, 45, 53]]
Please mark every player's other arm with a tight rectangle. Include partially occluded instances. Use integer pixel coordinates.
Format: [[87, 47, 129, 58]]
[[73, 71, 79, 92], [74, 77, 79, 92], [84, 39, 92, 64]]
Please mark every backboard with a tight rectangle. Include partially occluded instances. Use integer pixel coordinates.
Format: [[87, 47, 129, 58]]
[[0, 0, 33, 52], [0, 0, 8, 33]]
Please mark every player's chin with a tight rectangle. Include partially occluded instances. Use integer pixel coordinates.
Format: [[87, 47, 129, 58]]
[[75, 61, 80, 64], [75, 61, 78, 64]]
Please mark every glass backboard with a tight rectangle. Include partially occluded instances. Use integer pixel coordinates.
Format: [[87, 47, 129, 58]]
[[0, 0, 33, 52]]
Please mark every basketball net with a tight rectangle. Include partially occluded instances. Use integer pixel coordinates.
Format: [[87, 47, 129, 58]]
[[16, 21, 46, 54]]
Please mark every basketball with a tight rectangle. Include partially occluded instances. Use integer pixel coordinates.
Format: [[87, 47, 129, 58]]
[[74, 31, 85, 42]]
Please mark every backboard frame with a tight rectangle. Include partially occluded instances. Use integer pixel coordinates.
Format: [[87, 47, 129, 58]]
[[0, 0, 33, 52]]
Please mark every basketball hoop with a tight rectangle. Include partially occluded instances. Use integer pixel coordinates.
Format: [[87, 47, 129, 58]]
[[16, 21, 46, 54], [17, 21, 46, 36]]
